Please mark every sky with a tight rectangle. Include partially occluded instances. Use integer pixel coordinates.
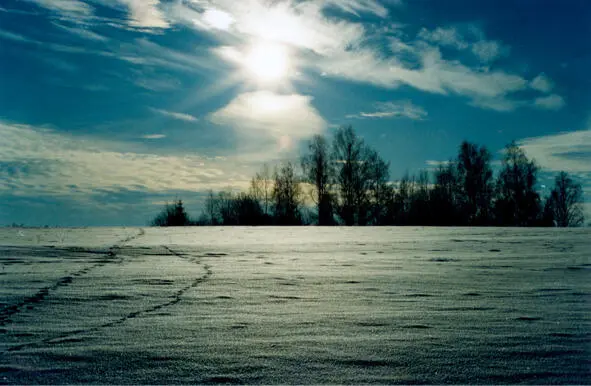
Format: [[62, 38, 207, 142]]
[[1, 0, 590, 226]]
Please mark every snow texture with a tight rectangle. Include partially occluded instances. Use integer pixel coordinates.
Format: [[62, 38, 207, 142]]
[[1, 227, 590, 384]]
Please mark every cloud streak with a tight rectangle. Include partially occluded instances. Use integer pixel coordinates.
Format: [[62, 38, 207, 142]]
[[117, 0, 169, 28], [519, 128, 591, 173], [0, 121, 271, 197], [24, 0, 93, 17], [141, 134, 166, 139], [347, 100, 427, 120], [150, 108, 199, 122]]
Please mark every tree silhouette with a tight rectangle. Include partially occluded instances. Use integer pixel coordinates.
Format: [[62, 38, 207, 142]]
[[151, 200, 191, 227], [272, 162, 303, 225], [233, 192, 265, 225], [249, 164, 273, 219], [393, 173, 413, 225], [332, 126, 365, 225], [331, 126, 388, 225], [301, 134, 335, 225], [544, 171, 584, 227], [365, 148, 391, 225], [150, 130, 574, 228], [456, 142, 494, 225], [494, 141, 541, 226], [431, 162, 461, 225], [204, 190, 219, 225]]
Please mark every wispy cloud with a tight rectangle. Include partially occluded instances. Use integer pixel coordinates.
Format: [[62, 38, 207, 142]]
[[530, 73, 554, 93], [0, 121, 259, 197], [321, 0, 391, 18], [519, 128, 591, 173], [150, 108, 199, 122], [425, 160, 454, 167], [417, 25, 508, 63], [469, 97, 524, 112], [347, 100, 427, 120], [40, 56, 78, 72], [0, 29, 37, 44], [534, 94, 565, 110], [471, 40, 503, 63], [418, 26, 468, 50], [24, 0, 93, 17], [52, 22, 109, 41], [141, 134, 166, 139], [116, 0, 169, 28], [134, 75, 181, 91], [25, 0, 169, 29]]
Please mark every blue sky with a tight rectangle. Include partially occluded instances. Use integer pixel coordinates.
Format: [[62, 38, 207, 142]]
[[1, 0, 590, 226]]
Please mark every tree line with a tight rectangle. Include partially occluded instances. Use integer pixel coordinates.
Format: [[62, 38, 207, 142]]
[[152, 126, 585, 227]]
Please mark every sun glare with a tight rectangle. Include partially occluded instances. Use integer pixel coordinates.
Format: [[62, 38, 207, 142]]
[[244, 41, 289, 83]]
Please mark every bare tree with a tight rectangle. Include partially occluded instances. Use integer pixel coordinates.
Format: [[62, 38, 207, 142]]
[[409, 170, 431, 224], [203, 189, 218, 225], [393, 172, 413, 225], [495, 141, 541, 226], [272, 162, 303, 225], [544, 171, 584, 227], [250, 164, 273, 217], [217, 191, 237, 225], [332, 126, 368, 225], [456, 141, 494, 225], [301, 134, 335, 225], [365, 148, 391, 225], [431, 162, 461, 225]]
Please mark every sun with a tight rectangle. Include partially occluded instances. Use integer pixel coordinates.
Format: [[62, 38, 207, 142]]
[[244, 41, 289, 83]]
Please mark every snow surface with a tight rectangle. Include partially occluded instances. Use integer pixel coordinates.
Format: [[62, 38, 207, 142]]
[[0, 227, 590, 384]]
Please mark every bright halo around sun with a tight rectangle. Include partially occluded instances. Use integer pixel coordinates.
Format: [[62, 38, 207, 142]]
[[244, 41, 289, 83]]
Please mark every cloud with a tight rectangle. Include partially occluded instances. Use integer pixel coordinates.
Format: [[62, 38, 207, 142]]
[[0, 29, 38, 44], [26, 0, 169, 28], [425, 160, 454, 167], [347, 100, 427, 120], [175, 0, 367, 56], [209, 91, 326, 142], [24, 0, 93, 17], [150, 108, 198, 122], [41, 56, 78, 72], [52, 22, 109, 41], [417, 26, 507, 64], [1, 25, 219, 83], [141, 134, 166, 139], [321, 0, 390, 18], [0, 121, 259, 197], [519, 129, 591, 173], [134, 75, 181, 91], [418, 27, 468, 50], [8, 0, 563, 115], [530, 73, 554, 93], [471, 40, 503, 63], [304, 28, 527, 110], [116, 0, 169, 28], [534, 94, 565, 110], [469, 97, 524, 112]]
